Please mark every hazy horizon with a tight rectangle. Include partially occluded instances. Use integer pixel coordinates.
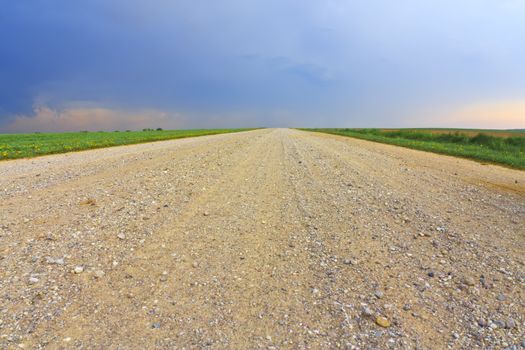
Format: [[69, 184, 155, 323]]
[[1, 1, 524, 132]]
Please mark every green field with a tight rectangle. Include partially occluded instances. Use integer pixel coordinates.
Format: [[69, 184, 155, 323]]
[[302, 128, 525, 170], [0, 129, 255, 160]]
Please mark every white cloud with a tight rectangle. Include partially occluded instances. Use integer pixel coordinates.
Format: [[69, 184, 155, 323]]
[[4, 106, 188, 133]]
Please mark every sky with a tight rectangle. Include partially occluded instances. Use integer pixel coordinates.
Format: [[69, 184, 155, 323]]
[[1, 0, 524, 132]]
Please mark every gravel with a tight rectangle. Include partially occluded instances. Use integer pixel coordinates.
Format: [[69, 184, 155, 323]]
[[0, 128, 523, 349], [73, 266, 84, 274]]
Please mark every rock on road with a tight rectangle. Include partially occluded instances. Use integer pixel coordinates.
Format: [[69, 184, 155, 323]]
[[1, 129, 524, 349]]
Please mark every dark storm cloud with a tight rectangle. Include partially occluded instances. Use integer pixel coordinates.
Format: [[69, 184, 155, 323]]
[[1, 0, 525, 131]]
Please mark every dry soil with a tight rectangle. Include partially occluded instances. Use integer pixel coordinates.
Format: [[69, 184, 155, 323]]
[[0, 129, 524, 349]]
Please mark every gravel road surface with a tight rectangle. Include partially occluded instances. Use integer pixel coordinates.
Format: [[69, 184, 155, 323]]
[[1, 128, 524, 349]]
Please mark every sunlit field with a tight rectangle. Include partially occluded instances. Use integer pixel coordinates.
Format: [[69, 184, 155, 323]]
[[0, 129, 256, 160], [304, 128, 525, 169]]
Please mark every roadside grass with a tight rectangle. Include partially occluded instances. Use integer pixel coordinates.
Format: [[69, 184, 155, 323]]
[[378, 128, 525, 138], [301, 128, 525, 170], [0, 128, 257, 160]]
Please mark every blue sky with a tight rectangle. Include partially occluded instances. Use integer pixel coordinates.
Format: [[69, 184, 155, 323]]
[[1, 0, 524, 132]]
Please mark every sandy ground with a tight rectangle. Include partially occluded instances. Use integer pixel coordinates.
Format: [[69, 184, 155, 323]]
[[0, 128, 524, 349]]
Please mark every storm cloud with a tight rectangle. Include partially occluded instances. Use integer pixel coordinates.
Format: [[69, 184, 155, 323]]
[[1, 1, 524, 131]]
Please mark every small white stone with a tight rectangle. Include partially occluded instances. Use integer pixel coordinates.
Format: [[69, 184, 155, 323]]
[[74, 266, 84, 274], [94, 270, 105, 278]]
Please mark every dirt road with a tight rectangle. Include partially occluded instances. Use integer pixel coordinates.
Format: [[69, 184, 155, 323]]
[[1, 129, 524, 349]]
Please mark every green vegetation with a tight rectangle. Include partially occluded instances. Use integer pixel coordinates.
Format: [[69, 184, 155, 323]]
[[0, 128, 256, 160], [302, 128, 525, 169]]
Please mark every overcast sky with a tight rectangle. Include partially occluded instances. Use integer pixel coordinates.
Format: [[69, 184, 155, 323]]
[[1, 0, 524, 132]]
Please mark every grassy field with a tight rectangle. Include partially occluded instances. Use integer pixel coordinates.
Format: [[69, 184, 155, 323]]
[[0, 128, 256, 160], [379, 128, 525, 138], [303, 128, 525, 170]]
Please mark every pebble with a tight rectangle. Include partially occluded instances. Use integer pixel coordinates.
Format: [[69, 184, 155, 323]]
[[74, 266, 84, 274], [506, 318, 516, 329], [192, 261, 199, 268], [494, 320, 506, 328], [375, 316, 391, 328], [496, 293, 506, 301], [94, 270, 105, 278], [28, 277, 39, 284], [403, 304, 411, 311], [374, 291, 384, 299], [46, 257, 65, 265], [362, 307, 373, 317], [160, 271, 168, 282], [152, 323, 161, 329], [117, 233, 126, 240], [427, 271, 435, 278], [477, 318, 487, 327], [461, 276, 476, 286]]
